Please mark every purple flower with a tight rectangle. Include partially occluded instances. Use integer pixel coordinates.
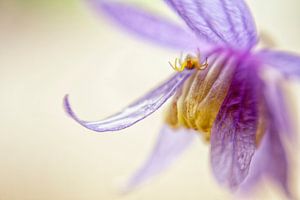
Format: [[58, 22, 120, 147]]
[[64, 0, 299, 197]]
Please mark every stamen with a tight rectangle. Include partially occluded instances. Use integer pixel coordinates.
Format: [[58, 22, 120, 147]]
[[166, 55, 234, 141]]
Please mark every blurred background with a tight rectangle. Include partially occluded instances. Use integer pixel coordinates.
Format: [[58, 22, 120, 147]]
[[0, 0, 299, 199]]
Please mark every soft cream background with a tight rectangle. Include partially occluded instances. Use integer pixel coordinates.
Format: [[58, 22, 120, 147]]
[[0, 0, 299, 199]]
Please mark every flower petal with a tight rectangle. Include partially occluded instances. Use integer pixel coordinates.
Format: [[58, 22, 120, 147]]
[[258, 49, 300, 78], [210, 62, 260, 189], [124, 125, 195, 191], [64, 72, 191, 132], [265, 131, 290, 196], [240, 124, 291, 197], [263, 75, 294, 140], [239, 68, 293, 197], [164, 0, 258, 49], [88, 0, 200, 50]]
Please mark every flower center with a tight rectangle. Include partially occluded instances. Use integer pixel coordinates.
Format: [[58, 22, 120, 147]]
[[165, 55, 235, 141]]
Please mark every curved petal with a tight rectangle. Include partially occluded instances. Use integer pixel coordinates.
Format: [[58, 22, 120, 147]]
[[64, 72, 191, 132], [124, 125, 195, 191], [258, 49, 300, 78], [210, 62, 260, 189], [164, 0, 258, 49], [88, 0, 200, 50]]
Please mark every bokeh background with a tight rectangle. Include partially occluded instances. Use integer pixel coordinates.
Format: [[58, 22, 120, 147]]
[[0, 0, 299, 199]]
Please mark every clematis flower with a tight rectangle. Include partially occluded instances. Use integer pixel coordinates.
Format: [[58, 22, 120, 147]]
[[64, 0, 299, 197]]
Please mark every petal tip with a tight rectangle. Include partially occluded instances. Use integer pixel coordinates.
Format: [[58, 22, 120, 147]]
[[63, 94, 70, 115], [63, 94, 79, 122]]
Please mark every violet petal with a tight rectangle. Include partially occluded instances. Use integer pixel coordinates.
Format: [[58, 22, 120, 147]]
[[258, 49, 300, 78], [263, 76, 294, 140], [164, 0, 257, 49], [210, 62, 260, 189], [64, 72, 191, 132], [125, 125, 195, 191], [240, 125, 291, 197], [89, 0, 200, 50]]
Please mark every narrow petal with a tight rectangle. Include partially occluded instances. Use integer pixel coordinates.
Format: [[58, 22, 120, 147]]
[[210, 62, 260, 189], [258, 49, 300, 78], [125, 125, 195, 191], [64, 72, 191, 132], [164, 0, 258, 49], [88, 0, 200, 50], [240, 125, 291, 197]]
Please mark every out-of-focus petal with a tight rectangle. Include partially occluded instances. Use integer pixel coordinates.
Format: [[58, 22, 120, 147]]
[[240, 124, 291, 197], [125, 125, 195, 191], [266, 130, 290, 196], [263, 74, 294, 140], [89, 0, 200, 50], [64, 72, 191, 132], [164, 0, 257, 49], [258, 50, 300, 78], [210, 62, 260, 189]]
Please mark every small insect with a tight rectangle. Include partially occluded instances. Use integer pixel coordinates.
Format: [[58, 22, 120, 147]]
[[169, 49, 208, 72]]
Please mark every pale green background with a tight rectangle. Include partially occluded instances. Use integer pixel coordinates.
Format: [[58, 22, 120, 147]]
[[0, 0, 299, 199]]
